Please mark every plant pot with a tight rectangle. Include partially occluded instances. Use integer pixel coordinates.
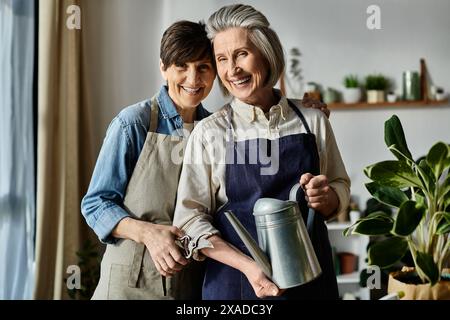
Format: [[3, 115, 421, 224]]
[[435, 92, 447, 101], [387, 93, 397, 103], [338, 252, 357, 274], [367, 90, 385, 103], [388, 267, 450, 300], [343, 88, 361, 104]]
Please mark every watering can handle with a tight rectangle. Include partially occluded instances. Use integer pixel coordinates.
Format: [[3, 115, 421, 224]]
[[289, 183, 315, 236], [289, 183, 302, 202]]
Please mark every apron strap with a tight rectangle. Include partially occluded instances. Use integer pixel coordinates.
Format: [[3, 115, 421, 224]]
[[286, 99, 312, 134], [128, 242, 168, 296], [286, 99, 315, 236], [225, 105, 235, 165], [128, 243, 146, 288], [149, 98, 159, 133]]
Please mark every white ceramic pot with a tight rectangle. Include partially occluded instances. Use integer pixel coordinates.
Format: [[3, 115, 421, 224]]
[[435, 92, 447, 101], [343, 88, 361, 104], [387, 93, 397, 103], [367, 90, 385, 103]]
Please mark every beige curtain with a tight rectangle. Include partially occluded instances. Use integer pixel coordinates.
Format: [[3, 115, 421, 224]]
[[35, 0, 95, 299]]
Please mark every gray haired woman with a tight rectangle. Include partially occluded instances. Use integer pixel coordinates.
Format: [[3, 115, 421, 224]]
[[173, 4, 349, 300]]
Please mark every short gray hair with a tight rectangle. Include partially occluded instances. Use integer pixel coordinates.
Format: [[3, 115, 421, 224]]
[[206, 4, 285, 94]]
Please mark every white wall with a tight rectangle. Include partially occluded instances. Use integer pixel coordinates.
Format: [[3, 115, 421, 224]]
[[84, 0, 450, 208]]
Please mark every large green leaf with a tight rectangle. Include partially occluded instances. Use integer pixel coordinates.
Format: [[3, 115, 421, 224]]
[[426, 142, 449, 179], [366, 182, 409, 208], [443, 157, 450, 172], [343, 211, 392, 236], [368, 237, 408, 268], [393, 200, 425, 236], [363, 211, 393, 220], [365, 161, 422, 188], [436, 212, 450, 235], [384, 115, 413, 161], [354, 218, 393, 235], [416, 252, 440, 285], [418, 159, 436, 194]]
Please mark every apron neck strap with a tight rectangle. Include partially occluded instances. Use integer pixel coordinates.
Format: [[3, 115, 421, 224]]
[[286, 99, 312, 134], [149, 97, 159, 133]]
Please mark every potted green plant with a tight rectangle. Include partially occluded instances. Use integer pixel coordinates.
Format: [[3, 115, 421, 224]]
[[343, 74, 361, 104], [387, 91, 397, 103], [435, 87, 447, 101], [344, 115, 450, 299], [365, 74, 389, 103]]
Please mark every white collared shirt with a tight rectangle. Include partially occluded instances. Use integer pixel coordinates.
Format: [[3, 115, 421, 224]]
[[174, 96, 351, 257]]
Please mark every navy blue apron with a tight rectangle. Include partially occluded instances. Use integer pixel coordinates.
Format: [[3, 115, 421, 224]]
[[202, 100, 339, 300]]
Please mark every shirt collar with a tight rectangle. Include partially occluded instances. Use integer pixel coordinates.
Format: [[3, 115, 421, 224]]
[[229, 89, 289, 123], [156, 85, 210, 121]]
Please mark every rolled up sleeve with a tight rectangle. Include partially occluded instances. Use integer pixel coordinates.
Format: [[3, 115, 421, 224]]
[[174, 124, 221, 260]]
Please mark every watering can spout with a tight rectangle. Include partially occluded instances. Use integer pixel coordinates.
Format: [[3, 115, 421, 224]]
[[224, 211, 272, 277]]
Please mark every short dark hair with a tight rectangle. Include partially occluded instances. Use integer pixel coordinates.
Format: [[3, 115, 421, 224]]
[[160, 20, 214, 71]]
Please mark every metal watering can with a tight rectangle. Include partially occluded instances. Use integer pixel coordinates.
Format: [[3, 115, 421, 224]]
[[225, 183, 322, 289]]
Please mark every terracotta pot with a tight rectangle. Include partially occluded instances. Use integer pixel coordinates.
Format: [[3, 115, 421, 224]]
[[388, 267, 450, 300], [338, 252, 357, 274]]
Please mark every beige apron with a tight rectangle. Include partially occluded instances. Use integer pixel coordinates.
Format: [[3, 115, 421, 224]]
[[92, 97, 204, 300]]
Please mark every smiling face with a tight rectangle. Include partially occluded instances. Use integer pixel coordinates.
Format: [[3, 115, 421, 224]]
[[214, 27, 272, 107], [161, 59, 215, 110]]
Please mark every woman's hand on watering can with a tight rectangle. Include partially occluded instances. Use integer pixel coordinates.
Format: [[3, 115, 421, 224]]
[[243, 261, 284, 298], [300, 173, 339, 218]]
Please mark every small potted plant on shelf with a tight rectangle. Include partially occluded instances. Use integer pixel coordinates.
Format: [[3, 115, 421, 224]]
[[342, 74, 361, 104], [365, 74, 389, 103], [387, 91, 397, 103], [344, 115, 450, 299], [435, 87, 447, 101]]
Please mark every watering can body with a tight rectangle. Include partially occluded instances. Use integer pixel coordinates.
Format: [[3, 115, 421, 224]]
[[225, 183, 322, 289]]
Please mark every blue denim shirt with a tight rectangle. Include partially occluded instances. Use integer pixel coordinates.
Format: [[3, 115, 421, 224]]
[[81, 86, 211, 244]]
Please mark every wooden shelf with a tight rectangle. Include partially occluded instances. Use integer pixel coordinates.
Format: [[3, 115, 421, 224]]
[[328, 99, 449, 110]]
